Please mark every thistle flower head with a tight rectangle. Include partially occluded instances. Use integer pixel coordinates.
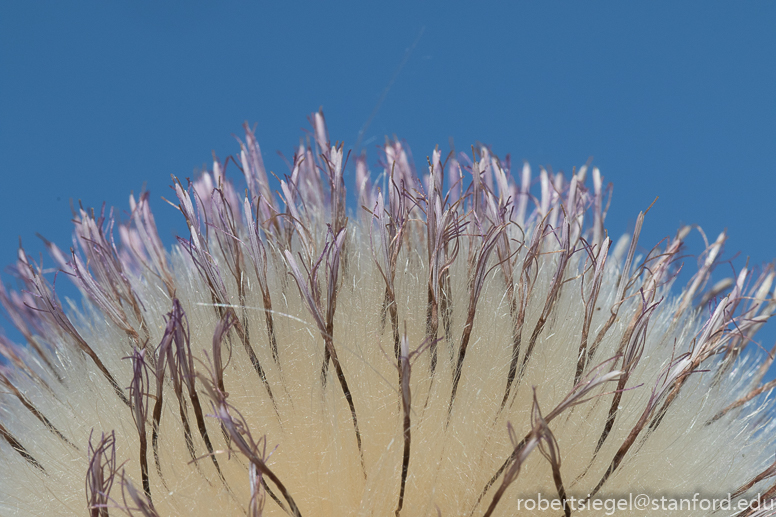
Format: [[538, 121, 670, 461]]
[[1, 111, 775, 516]]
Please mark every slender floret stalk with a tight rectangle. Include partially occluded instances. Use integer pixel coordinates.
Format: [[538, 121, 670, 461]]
[[2, 111, 776, 516]]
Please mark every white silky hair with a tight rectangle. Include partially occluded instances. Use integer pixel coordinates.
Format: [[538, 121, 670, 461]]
[[1, 124, 775, 517]]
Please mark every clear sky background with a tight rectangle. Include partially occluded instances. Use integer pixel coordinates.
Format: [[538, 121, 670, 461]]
[[1, 2, 775, 368]]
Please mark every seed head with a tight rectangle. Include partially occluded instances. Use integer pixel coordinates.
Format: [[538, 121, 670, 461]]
[[1, 111, 775, 516]]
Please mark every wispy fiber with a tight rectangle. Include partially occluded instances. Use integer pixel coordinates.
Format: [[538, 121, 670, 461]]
[[1, 112, 775, 517]]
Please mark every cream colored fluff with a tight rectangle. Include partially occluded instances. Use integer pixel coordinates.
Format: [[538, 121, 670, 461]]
[[0, 114, 774, 517]]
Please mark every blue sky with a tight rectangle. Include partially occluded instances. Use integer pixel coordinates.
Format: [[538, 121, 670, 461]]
[[1, 2, 775, 360]]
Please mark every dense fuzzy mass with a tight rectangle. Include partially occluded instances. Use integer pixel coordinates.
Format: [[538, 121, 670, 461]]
[[1, 111, 775, 516]]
